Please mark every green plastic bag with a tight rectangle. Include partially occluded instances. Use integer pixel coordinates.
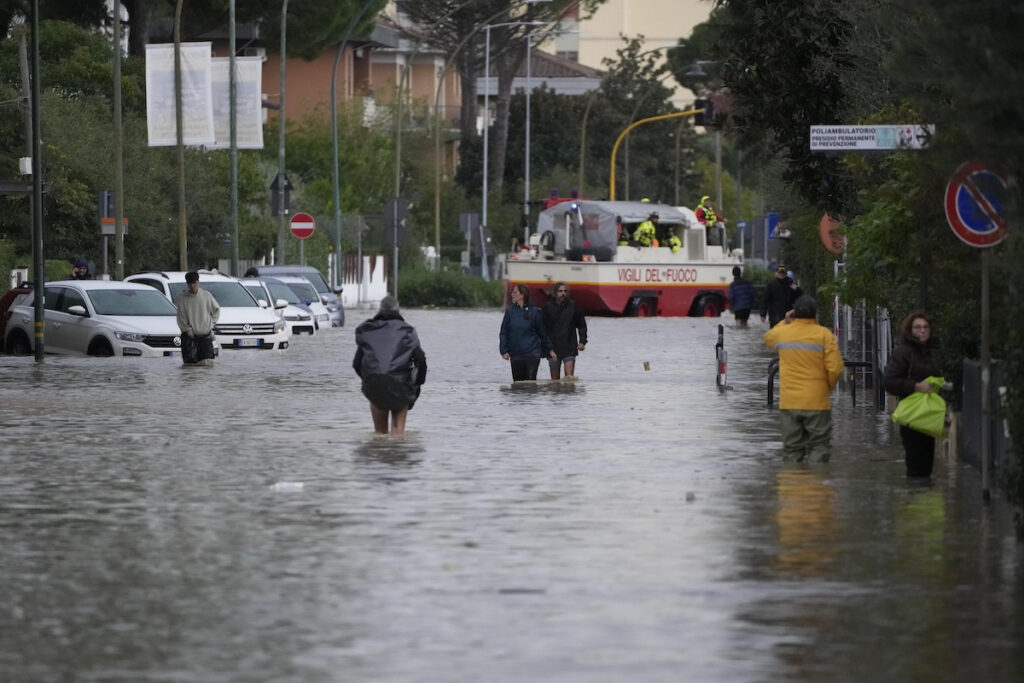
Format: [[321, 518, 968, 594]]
[[891, 376, 946, 438]]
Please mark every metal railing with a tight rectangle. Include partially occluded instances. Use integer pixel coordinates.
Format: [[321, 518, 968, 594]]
[[767, 358, 879, 409]]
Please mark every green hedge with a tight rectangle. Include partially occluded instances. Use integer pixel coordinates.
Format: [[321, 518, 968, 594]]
[[397, 270, 504, 308]]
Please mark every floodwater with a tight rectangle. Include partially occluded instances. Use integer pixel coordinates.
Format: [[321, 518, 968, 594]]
[[1, 309, 1021, 683]]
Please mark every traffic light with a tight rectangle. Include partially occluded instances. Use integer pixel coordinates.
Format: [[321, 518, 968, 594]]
[[694, 98, 714, 127]]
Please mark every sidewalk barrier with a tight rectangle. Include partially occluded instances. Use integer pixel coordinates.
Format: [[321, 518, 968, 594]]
[[767, 359, 874, 408]]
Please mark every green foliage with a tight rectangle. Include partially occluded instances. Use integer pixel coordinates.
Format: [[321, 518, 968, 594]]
[[398, 269, 503, 308]]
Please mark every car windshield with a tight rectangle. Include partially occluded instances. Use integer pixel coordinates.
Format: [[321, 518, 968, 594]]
[[286, 281, 319, 304], [88, 289, 179, 316], [300, 271, 329, 294], [242, 283, 268, 304], [266, 282, 301, 304], [169, 281, 258, 307]]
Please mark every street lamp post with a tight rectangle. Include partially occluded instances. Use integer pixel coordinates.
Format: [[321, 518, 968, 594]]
[[683, 59, 724, 218], [481, 20, 546, 256], [523, 35, 531, 246]]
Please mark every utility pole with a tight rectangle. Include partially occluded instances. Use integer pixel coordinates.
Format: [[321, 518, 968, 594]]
[[276, 0, 289, 264], [229, 0, 239, 276], [174, 0, 187, 270], [113, 0, 125, 279], [30, 0, 44, 360]]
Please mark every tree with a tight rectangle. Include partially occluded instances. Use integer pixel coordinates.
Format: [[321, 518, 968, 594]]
[[398, 0, 606, 194]]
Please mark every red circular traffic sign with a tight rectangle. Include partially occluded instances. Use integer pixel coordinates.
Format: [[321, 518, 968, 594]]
[[944, 161, 1009, 248], [290, 211, 315, 239]]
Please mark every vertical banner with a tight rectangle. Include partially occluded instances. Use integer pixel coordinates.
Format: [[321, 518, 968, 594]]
[[145, 43, 216, 146], [209, 57, 265, 150]]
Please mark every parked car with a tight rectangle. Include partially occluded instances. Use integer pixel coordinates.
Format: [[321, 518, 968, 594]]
[[257, 277, 321, 333], [4, 280, 191, 357], [252, 265, 344, 326], [126, 271, 288, 350], [273, 275, 332, 328], [240, 277, 316, 336], [0, 283, 33, 353]]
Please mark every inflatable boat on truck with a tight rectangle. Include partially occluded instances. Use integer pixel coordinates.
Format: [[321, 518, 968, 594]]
[[501, 200, 743, 317]]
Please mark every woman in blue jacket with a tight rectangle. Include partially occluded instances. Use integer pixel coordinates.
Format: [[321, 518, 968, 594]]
[[499, 284, 556, 381]]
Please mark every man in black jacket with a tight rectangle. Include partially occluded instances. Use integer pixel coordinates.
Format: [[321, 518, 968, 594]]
[[352, 296, 427, 435], [542, 282, 588, 380], [761, 265, 802, 328]]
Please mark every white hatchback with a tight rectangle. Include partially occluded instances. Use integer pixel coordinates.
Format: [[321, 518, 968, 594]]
[[240, 278, 316, 336], [5, 280, 190, 357], [273, 276, 332, 328], [126, 271, 289, 350]]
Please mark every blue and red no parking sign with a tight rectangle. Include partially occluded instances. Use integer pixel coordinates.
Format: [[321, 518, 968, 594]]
[[944, 161, 1009, 247]]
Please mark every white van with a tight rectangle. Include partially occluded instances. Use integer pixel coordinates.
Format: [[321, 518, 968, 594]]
[[127, 271, 289, 350]]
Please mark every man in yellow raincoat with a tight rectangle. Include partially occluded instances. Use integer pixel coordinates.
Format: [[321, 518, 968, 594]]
[[763, 295, 844, 462]]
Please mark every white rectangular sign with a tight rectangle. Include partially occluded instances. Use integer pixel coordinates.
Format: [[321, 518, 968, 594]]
[[209, 57, 265, 150], [145, 43, 216, 147], [809, 124, 934, 151]]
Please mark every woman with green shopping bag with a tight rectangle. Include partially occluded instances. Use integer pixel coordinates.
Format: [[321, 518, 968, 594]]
[[884, 311, 942, 478]]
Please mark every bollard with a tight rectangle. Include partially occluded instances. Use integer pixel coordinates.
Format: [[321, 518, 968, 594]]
[[714, 324, 727, 390], [767, 357, 779, 407]]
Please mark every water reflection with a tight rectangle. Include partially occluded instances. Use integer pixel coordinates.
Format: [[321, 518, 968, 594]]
[[353, 434, 425, 468], [1, 311, 1022, 682], [774, 467, 839, 577]]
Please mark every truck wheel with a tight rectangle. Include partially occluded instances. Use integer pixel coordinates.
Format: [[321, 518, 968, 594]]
[[626, 296, 657, 317], [695, 295, 722, 317]]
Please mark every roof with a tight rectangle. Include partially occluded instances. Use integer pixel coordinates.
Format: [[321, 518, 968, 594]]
[[478, 48, 602, 97], [519, 50, 602, 79]]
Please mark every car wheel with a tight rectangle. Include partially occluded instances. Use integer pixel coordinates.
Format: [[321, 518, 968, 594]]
[[87, 338, 114, 356], [5, 330, 31, 355]]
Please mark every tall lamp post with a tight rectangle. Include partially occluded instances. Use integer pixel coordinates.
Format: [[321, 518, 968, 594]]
[[481, 20, 545, 252], [683, 60, 724, 214]]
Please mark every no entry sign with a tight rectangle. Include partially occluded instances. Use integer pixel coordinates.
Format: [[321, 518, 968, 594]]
[[944, 161, 1009, 248], [289, 211, 315, 239]]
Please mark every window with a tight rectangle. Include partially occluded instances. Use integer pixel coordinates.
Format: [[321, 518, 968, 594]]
[[60, 288, 87, 314]]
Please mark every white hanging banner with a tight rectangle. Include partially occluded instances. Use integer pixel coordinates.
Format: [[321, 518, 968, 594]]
[[209, 57, 265, 150], [145, 42, 216, 147]]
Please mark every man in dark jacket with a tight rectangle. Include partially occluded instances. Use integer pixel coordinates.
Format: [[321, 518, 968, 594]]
[[728, 266, 756, 327], [66, 259, 93, 280], [542, 282, 588, 380], [761, 265, 802, 328], [352, 296, 427, 435]]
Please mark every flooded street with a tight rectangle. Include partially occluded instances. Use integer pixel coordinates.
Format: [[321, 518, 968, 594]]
[[1, 308, 1022, 682]]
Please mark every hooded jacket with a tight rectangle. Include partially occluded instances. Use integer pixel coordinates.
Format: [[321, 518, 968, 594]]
[[353, 310, 427, 410], [764, 318, 844, 410]]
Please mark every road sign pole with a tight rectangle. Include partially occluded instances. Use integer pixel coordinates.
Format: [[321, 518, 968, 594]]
[[392, 201, 399, 299], [981, 248, 991, 502]]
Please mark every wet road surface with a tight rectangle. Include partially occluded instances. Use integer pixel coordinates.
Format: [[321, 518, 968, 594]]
[[1, 309, 1021, 682]]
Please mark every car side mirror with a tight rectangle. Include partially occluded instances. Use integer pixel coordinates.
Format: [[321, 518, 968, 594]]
[[257, 299, 269, 308], [274, 298, 288, 310], [332, 285, 344, 294], [67, 305, 88, 317]]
